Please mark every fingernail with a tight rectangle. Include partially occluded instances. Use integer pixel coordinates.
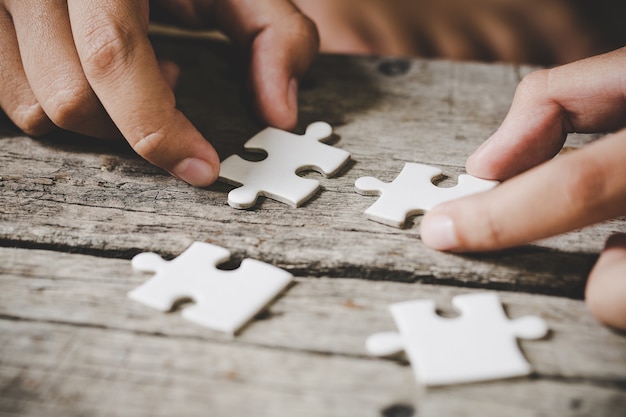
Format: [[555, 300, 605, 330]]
[[171, 158, 217, 187], [420, 214, 459, 250]]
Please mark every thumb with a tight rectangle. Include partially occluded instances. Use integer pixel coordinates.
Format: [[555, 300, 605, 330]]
[[69, 1, 219, 187], [420, 130, 626, 252]]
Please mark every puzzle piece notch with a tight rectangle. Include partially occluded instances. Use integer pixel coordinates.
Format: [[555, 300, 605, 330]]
[[128, 242, 293, 335], [355, 163, 498, 227], [366, 293, 548, 386], [219, 121, 350, 209]]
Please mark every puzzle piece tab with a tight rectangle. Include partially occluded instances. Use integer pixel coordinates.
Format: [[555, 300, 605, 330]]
[[128, 242, 293, 335], [366, 293, 548, 386], [219, 122, 350, 209], [355, 163, 498, 227]]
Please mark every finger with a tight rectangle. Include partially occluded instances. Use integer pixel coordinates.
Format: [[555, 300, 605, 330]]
[[68, 0, 219, 187], [0, 5, 54, 136], [356, 3, 416, 56], [292, 0, 374, 54], [7, 0, 120, 139], [158, 60, 181, 90], [425, 17, 482, 61], [472, 8, 536, 64], [519, 0, 598, 65], [420, 129, 626, 251], [212, 0, 319, 130], [585, 233, 626, 330], [467, 47, 626, 180]]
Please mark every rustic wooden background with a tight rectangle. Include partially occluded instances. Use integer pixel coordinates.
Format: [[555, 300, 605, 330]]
[[1, 33, 625, 417]]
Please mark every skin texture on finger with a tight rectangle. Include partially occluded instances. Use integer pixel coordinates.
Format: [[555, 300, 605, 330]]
[[522, 0, 599, 65], [292, 0, 373, 54], [471, 10, 532, 63], [467, 47, 626, 180], [6, 0, 120, 139], [211, 0, 319, 130], [472, 3, 569, 65], [356, 3, 418, 56], [285, 0, 621, 65], [0, 5, 55, 136], [67, 0, 220, 187], [420, 129, 626, 252], [586, 234, 626, 330], [294, 0, 429, 56], [422, 13, 482, 61]]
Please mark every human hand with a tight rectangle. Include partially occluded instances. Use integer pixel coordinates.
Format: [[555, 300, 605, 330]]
[[420, 47, 626, 329], [293, 0, 615, 65], [0, 0, 318, 186]]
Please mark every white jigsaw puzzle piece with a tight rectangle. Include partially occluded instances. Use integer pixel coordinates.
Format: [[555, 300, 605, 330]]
[[355, 163, 498, 227], [219, 122, 351, 209], [366, 293, 548, 386], [128, 242, 293, 335]]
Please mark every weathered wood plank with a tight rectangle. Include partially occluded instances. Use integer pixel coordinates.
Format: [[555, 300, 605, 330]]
[[2, 34, 624, 417], [3, 319, 624, 417], [0, 170, 609, 298], [1, 247, 624, 381], [419, 379, 626, 417], [0, 320, 416, 417], [1, 38, 623, 298], [1, 247, 625, 417]]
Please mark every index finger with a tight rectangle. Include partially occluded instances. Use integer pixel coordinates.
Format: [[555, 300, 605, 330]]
[[467, 47, 626, 180], [420, 129, 626, 252], [68, 0, 219, 187], [212, 0, 319, 130]]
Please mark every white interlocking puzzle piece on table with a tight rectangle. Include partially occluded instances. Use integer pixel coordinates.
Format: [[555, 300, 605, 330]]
[[128, 242, 293, 335], [366, 293, 548, 386], [219, 122, 351, 209], [355, 163, 498, 227]]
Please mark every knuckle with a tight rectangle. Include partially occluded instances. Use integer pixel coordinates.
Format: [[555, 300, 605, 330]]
[[79, 20, 137, 78], [12, 102, 54, 136], [559, 156, 608, 213], [294, 13, 319, 41], [517, 69, 549, 100], [43, 86, 95, 130], [267, 10, 319, 51], [478, 205, 507, 249], [454, 199, 508, 250], [291, 13, 320, 52], [131, 124, 171, 163]]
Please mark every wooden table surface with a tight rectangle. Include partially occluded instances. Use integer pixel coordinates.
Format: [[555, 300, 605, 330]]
[[1, 34, 625, 417]]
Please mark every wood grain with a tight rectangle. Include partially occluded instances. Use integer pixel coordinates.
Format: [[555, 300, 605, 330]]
[[1, 37, 622, 298], [1, 36, 625, 417], [1, 247, 625, 416]]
